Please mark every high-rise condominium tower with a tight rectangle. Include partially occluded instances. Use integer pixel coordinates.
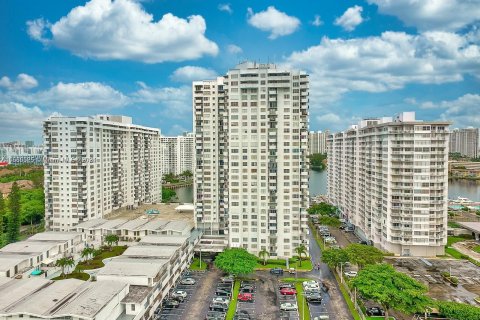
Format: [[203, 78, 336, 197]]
[[328, 112, 450, 256], [449, 128, 479, 158], [309, 130, 329, 154], [161, 132, 195, 176], [194, 62, 310, 258], [43, 115, 161, 231]]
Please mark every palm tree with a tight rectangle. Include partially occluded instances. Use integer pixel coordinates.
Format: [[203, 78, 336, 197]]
[[55, 257, 75, 278], [259, 248, 269, 266], [105, 234, 119, 250], [295, 244, 308, 267], [81, 247, 95, 264]]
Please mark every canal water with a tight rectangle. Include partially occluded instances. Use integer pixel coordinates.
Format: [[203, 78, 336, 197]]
[[174, 170, 480, 203]]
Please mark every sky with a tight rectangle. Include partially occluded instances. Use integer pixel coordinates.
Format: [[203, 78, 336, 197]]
[[0, 0, 479, 143]]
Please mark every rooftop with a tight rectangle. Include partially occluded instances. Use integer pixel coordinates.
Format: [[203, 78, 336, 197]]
[[139, 235, 189, 246], [97, 258, 168, 278], [121, 285, 152, 304], [123, 245, 178, 258], [28, 231, 83, 242]]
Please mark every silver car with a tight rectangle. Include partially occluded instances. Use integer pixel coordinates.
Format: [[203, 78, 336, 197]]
[[180, 277, 196, 285], [280, 302, 298, 311]]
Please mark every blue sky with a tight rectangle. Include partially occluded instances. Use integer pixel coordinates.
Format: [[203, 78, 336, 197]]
[[0, 0, 479, 143]]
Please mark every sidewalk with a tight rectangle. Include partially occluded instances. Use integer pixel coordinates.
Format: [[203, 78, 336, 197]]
[[452, 241, 480, 263]]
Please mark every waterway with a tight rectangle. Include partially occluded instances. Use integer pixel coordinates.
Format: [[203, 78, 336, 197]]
[[174, 170, 480, 204]]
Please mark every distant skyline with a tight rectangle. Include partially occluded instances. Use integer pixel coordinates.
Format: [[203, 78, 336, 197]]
[[1, 0, 479, 142]]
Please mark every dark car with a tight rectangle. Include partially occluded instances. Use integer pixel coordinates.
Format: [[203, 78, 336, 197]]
[[205, 311, 226, 320], [240, 285, 255, 293], [162, 299, 179, 309], [217, 284, 233, 292], [366, 307, 385, 316], [358, 240, 368, 245], [210, 303, 228, 312], [234, 310, 251, 320], [306, 293, 322, 303], [216, 289, 232, 297], [270, 268, 284, 275]]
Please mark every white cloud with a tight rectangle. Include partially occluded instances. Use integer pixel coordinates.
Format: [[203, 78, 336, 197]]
[[0, 102, 47, 139], [311, 15, 324, 27], [170, 66, 218, 82], [218, 3, 233, 14], [285, 31, 480, 104], [227, 44, 243, 54], [368, 0, 480, 31], [435, 94, 480, 127], [4, 82, 128, 110], [0, 74, 38, 90], [247, 6, 300, 39], [26, 0, 218, 63], [316, 113, 342, 124], [167, 124, 189, 136], [334, 5, 364, 31], [132, 84, 191, 118]]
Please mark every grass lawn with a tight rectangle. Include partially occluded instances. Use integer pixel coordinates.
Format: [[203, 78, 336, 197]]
[[53, 271, 90, 281], [447, 235, 473, 246], [294, 282, 311, 320], [226, 280, 240, 320], [189, 257, 207, 271], [473, 246, 480, 254], [447, 221, 461, 228], [445, 247, 466, 259], [77, 246, 127, 270], [255, 258, 313, 271]]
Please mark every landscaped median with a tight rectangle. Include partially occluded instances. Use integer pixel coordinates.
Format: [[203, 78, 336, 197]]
[[226, 280, 241, 320], [77, 245, 127, 270], [283, 278, 311, 320], [189, 257, 207, 271], [255, 258, 313, 271]]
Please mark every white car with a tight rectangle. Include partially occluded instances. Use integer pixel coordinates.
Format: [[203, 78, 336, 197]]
[[344, 271, 358, 277], [212, 297, 230, 305], [180, 277, 196, 285], [171, 290, 187, 299], [280, 302, 298, 311], [302, 280, 319, 286], [304, 283, 320, 291]]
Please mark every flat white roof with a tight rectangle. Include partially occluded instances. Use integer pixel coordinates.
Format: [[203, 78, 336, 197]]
[[97, 258, 168, 278], [458, 222, 480, 233], [123, 245, 178, 258], [75, 219, 108, 229], [0, 241, 59, 254], [28, 231, 83, 242], [139, 235, 188, 246], [0, 254, 32, 272], [0, 278, 127, 319]]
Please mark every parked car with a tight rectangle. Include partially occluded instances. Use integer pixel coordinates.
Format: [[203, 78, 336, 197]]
[[205, 311, 226, 320], [344, 271, 358, 277], [280, 287, 297, 295], [171, 290, 187, 300], [288, 268, 296, 274], [180, 277, 196, 285], [279, 283, 295, 289], [162, 299, 179, 309], [240, 285, 255, 293], [344, 227, 354, 232], [358, 240, 368, 245], [313, 315, 330, 320], [221, 275, 234, 283], [305, 288, 322, 295], [280, 302, 298, 311], [302, 280, 319, 286], [270, 268, 284, 275], [210, 303, 228, 312], [237, 293, 254, 302], [217, 284, 233, 292], [233, 310, 252, 320], [366, 307, 385, 316], [306, 293, 322, 303], [212, 297, 230, 305], [215, 289, 231, 297]]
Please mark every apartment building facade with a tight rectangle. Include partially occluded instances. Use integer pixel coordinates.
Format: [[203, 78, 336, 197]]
[[160, 132, 194, 176], [43, 115, 161, 231], [194, 62, 310, 258], [449, 128, 479, 158], [328, 112, 450, 257], [309, 130, 329, 154]]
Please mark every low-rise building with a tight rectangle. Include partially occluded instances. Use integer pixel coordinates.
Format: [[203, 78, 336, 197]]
[[74, 217, 192, 243], [0, 232, 85, 278]]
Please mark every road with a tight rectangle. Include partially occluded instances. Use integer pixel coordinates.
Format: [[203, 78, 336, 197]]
[[305, 228, 354, 320]]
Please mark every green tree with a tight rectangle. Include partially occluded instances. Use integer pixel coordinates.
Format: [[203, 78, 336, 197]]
[[162, 188, 177, 203], [6, 182, 21, 244], [55, 257, 75, 278], [345, 243, 384, 269], [321, 248, 349, 269], [214, 248, 257, 276], [352, 264, 430, 320], [308, 153, 327, 171], [437, 301, 480, 320], [258, 248, 269, 266], [105, 234, 119, 250], [319, 216, 341, 227], [181, 170, 193, 178], [163, 173, 179, 184], [81, 247, 95, 263], [294, 244, 308, 267], [307, 202, 338, 216]]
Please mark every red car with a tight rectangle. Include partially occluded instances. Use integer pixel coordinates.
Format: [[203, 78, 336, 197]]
[[280, 288, 297, 295], [237, 293, 254, 302]]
